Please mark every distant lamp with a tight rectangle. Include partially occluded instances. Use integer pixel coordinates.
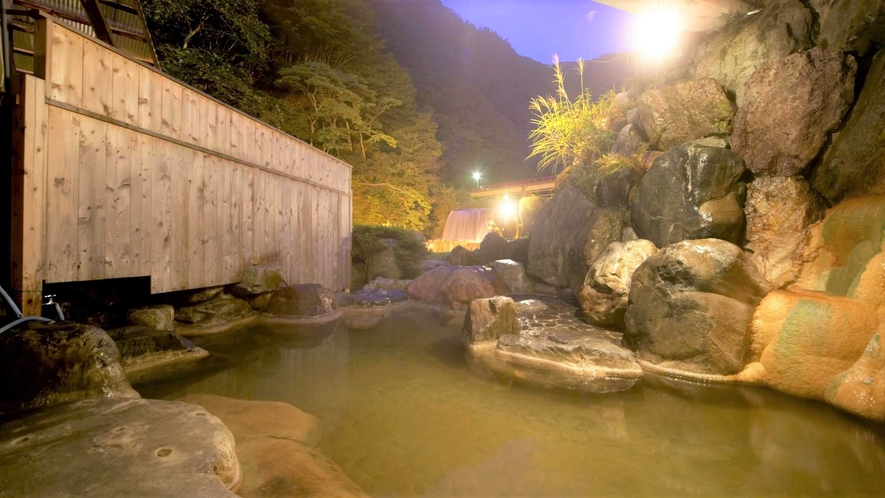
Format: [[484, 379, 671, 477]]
[[632, 9, 682, 60], [472, 171, 482, 188], [499, 199, 517, 220]]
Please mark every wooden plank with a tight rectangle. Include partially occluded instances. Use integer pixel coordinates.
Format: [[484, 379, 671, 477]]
[[111, 53, 138, 125], [105, 124, 131, 278], [137, 65, 160, 132], [44, 106, 77, 282], [185, 148, 203, 288], [202, 154, 219, 286], [242, 168, 254, 268], [281, 180, 292, 284], [169, 143, 190, 290], [252, 169, 265, 264], [220, 160, 234, 282], [82, 38, 113, 116], [129, 129, 152, 276], [160, 77, 181, 139], [150, 138, 172, 293], [228, 111, 241, 160], [201, 96, 217, 152], [181, 88, 200, 146], [216, 105, 230, 157], [77, 114, 108, 280], [48, 24, 85, 106], [10, 76, 47, 314]]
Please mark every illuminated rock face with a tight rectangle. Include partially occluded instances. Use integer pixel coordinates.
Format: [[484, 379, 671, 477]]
[[731, 47, 856, 177], [527, 185, 595, 289], [406, 265, 504, 309], [624, 239, 769, 376], [744, 176, 826, 288], [579, 239, 658, 329], [630, 143, 747, 248], [637, 78, 735, 149], [694, 0, 813, 106], [462, 296, 520, 348], [811, 0, 885, 55]]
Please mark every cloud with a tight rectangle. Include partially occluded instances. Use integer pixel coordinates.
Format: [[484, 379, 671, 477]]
[[585, 10, 597, 23]]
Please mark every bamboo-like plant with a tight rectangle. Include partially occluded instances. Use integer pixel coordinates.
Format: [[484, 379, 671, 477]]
[[528, 56, 617, 172]]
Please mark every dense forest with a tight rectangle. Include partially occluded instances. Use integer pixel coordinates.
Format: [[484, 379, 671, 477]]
[[140, 0, 630, 235]]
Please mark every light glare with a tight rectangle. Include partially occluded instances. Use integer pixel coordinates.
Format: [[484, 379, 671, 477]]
[[499, 200, 517, 219], [632, 10, 681, 60]]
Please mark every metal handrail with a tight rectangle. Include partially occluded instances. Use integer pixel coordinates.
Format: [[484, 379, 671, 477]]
[[0, 284, 53, 334]]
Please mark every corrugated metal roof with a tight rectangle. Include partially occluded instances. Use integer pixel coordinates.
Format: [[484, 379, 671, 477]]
[[5, 0, 158, 73]]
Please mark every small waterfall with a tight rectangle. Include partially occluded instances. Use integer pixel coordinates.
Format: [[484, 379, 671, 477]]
[[441, 209, 494, 241], [427, 208, 494, 253]]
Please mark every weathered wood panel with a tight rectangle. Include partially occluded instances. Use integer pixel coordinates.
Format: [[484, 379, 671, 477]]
[[10, 19, 351, 308]]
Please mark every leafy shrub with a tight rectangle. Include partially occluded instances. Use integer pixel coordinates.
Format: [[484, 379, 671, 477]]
[[352, 225, 428, 279]]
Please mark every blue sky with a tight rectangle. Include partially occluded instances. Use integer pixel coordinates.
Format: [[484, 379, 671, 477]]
[[439, 0, 635, 63]]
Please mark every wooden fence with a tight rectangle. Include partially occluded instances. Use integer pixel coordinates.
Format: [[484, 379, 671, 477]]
[[10, 15, 352, 315]]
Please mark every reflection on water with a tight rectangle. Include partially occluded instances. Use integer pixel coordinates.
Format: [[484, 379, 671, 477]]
[[141, 310, 885, 497]]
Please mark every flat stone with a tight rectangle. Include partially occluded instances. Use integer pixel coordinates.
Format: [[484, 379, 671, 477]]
[[128, 304, 175, 331], [363, 277, 411, 292], [176, 294, 259, 336], [489, 326, 642, 393], [0, 398, 239, 497], [186, 286, 225, 304], [107, 326, 210, 386], [514, 299, 548, 314], [489, 259, 532, 294], [336, 289, 409, 308]]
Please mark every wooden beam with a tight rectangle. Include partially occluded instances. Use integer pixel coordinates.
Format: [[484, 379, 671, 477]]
[[98, 0, 138, 16], [78, 0, 115, 46]]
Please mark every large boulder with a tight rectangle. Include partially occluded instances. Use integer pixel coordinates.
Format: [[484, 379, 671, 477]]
[[694, 0, 814, 106], [630, 143, 747, 247], [127, 304, 174, 331], [748, 290, 882, 400], [826, 332, 885, 423], [611, 124, 646, 157], [637, 78, 735, 149], [731, 47, 856, 177], [812, 49, 885, 203], [473, 232, 511, 264], [178, 394, 366, 498], [367, 238, 402, 280], [591, 159, 644, 209], [624, 239, 770, 376], [518, 196, 550, 236], [232, 265, 284, 297], [491, 327, 643, 393], [579, 240, 658, 328], [263, 284, 337, 319], [582, 208, 629, 270], [0, 398, 240, 497], [744, 176, 826, 288], [527, 185, 595, 289], [0, 322, 138, 409], [811, 0, 885, 55], [447, 245, 475, 266], [406, 266, 502, 309], [489, 259, 532, 294], [462, 296, 520, 348]]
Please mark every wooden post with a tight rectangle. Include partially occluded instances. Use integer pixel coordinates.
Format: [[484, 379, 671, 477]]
[[10, 74, 47, 316]]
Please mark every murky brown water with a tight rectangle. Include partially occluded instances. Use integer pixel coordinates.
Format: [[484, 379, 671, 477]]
[[140, 309, 885, 497]]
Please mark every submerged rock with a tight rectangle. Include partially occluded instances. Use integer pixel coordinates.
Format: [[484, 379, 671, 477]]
[[0, 322, 138, 410], [527, 185, 595, 290], [0, 398, 239, 497], [490, 326, 642, 393], [637, 78, 735, 149], [489, 259, 532, 294], [731, 47, 856, 177], [624, 239, 769, 376], [694, 0, 813, 105], [107, 326, 209, 385], [263, 284, 337, 319], [127, 304, 174, 331], [363, 277, 411, 292], [812, 49, 885, 203], [176, 293, 258, 335], [744, 176, 826, 288], [179, 394, 366, 498], [630, 143, 747, 247], [336, 289, 409, 308], [579, 240, 658, 329], [462, 296, 520, 348]]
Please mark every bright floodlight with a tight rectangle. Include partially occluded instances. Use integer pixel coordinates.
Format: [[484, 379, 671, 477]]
[[472, 172, 482, 180], [632, 10, 682, 60], [499, 199, 517, 219]]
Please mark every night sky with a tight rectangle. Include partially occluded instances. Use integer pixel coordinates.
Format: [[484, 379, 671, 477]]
[[440, 0, 635, 63]]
